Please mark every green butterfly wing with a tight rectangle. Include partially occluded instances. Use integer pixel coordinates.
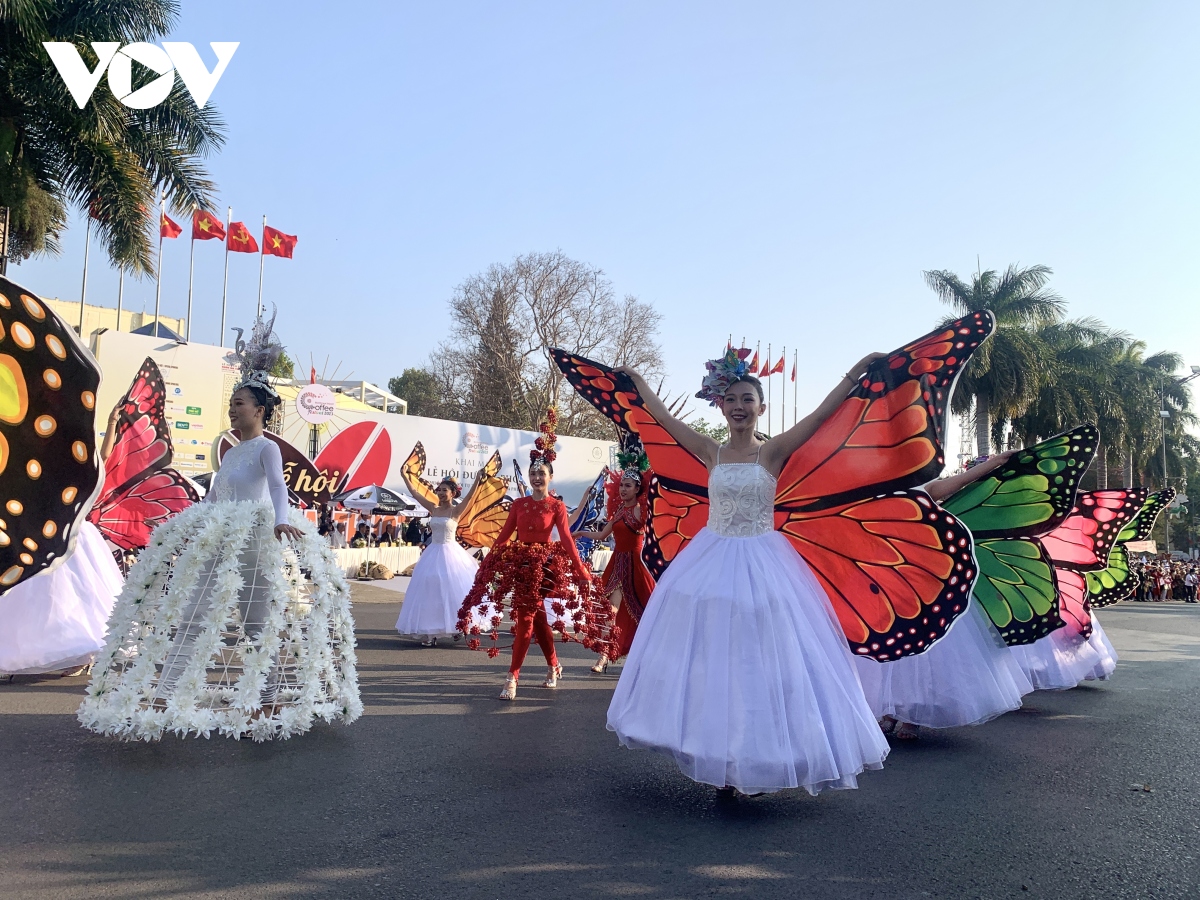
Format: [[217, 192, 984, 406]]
[[941, 425, 1098, 539], [1086, 544, 1134, 608], [1085, 488, 1174, 608], [973, 537, 1062, 645]]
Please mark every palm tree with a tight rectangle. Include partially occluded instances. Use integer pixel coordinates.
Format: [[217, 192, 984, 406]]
[[0, 0, 225, 273], [925, 264, 1065, 455], [1008, 319, 1124, 486]]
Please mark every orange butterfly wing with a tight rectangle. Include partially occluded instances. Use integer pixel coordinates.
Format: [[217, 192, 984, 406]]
[[402, 442, 439, 508], [778, 492, 976, 660], [456, 450, 512, 549]]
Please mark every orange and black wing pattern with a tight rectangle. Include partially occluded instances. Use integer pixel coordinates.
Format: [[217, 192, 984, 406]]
[[456, 450, 512, 549], [402, 442, 440, 509], [779, 492, 976, 660], [776, 312, 992, 660], [552, 349, 709, 578], [777, 311, 994, 509]]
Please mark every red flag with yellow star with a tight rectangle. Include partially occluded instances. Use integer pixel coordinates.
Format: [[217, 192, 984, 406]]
[[228, 221, 259, 253], [160, 213, 182, 239], [192, 209, 226, 241], [262, 225, 297, 259]]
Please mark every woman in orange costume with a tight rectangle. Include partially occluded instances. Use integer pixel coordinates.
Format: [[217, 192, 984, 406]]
[[457, 411, 613, 700], [576, 453, 655, 673]]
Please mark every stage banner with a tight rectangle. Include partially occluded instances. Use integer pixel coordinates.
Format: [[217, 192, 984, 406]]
[[279, 408, 615, 506]]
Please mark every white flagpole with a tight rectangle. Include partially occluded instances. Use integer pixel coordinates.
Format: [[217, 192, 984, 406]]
[[78, 215, 91, 336], [115, 268, 124, 332], [780, 345, 785, 435], [153, 191, 164, 338], [185, 206, 196, 341], [219, 206, 232, 346], [256, 214, 266, 317], [766, 342, 772, 436]]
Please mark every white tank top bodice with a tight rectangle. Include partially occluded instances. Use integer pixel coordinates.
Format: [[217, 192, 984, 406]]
[[706, 456, 776, 538], [428, 516, 458, 545]]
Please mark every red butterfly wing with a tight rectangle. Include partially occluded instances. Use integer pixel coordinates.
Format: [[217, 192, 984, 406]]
[[777, 312, 995, 510], [553, 350, 709, 573], [1041, 489, 1145, 572], [643, 476, 709, 579], [1054, 568, 1093, 640], [88, 359, 196, 549], [779, 491, 976, 660], [89, 470, 199, 551]]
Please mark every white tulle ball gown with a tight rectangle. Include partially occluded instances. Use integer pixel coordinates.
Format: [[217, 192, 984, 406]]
[[78, 435, 362, 741], [853, 599, 1033, 729], [607, 460, 889, 796], [395, 516, 478, 639], [0, 522, 123, 674], [1009, 612, 1117, 690]]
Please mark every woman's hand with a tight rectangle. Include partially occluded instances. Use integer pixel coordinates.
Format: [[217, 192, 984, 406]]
[[274, 523, 304, 542], [107, 404, 122, 427], [847, 352, 889, 379], [613, 365, 643, 387]]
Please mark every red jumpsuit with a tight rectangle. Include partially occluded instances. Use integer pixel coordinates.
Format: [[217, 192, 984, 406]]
[[600, 506, 656, 658], [458, 496, 614, 676]]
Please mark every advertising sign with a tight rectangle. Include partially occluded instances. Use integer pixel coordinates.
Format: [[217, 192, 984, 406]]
[[93, 330, 241, 477], [295, 383, 336, 424]]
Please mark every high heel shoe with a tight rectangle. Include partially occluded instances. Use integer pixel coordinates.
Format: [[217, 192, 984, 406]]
[[499, 675, 518, 701], [543, 664, 563, 688], [590, 654, 610, 674]]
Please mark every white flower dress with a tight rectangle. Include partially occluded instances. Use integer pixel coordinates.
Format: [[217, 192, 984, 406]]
[[79, 435, 362, 741]]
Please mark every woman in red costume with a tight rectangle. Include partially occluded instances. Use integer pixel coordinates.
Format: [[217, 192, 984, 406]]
[[576, 452, 655, 674], [457, 411, 613, 700]]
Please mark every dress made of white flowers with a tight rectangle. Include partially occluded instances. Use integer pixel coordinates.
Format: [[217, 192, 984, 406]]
[[78, 435, 362, 741], [607, 459, 890, 795], [395, 515, 478, 638]]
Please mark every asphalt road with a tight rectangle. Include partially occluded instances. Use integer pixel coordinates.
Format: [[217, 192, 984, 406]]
[[2, 590, 1199, 900]]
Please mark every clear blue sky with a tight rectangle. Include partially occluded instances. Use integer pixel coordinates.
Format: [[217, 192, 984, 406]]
[[18, 1, 1200, 425]]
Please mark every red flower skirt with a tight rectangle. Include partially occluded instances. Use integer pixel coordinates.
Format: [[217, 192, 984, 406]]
[[457, 541, 616, 658]]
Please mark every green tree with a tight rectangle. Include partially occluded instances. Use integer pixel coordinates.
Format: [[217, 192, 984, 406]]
[[270, 351, 294, 380], [0, 1, 226, 272], [925, 264, 1065, 455], [388, 368, 443, 418], [689, 417, 729, 445]]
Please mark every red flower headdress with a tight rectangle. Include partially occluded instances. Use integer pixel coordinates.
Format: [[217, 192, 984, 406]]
[[530, 408, 558, 468]]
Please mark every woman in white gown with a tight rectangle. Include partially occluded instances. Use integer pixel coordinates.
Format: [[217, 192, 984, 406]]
[[78, 315, 361, 741], [852, 453, 1034, 738], [605, 355, 891, 797], [395, 469, 487, 645], [0, 522, 123, 676], [1009, 613, 1116, 690]]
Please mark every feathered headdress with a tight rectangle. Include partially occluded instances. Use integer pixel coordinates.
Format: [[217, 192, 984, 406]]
[[231, 306, 285, 403], [605, 436, 651, 517], [697, 346, 754, 407], [530, 408, 558, 468]]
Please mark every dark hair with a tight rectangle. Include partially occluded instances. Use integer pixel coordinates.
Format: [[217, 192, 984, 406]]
[[724, 375, 764, 404], [529, 459, 554, 475], [236, 383, 279, 420], [437, 477, 462, 498]]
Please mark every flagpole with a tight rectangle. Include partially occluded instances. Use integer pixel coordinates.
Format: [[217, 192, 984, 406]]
[[793, 348, 798, 428], [219, 206, 232, 346], [780, 345, 785, 435], [256, 214, 266, 318], [766, 342, 772, 436], [115, 268, 124, 332], [78, 216, 91, 337], [153, 191, 164, 339], [185, 205, 196, 341]]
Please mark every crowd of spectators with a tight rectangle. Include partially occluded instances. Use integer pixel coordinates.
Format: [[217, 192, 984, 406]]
[[1130, 558, 1200, 602]]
